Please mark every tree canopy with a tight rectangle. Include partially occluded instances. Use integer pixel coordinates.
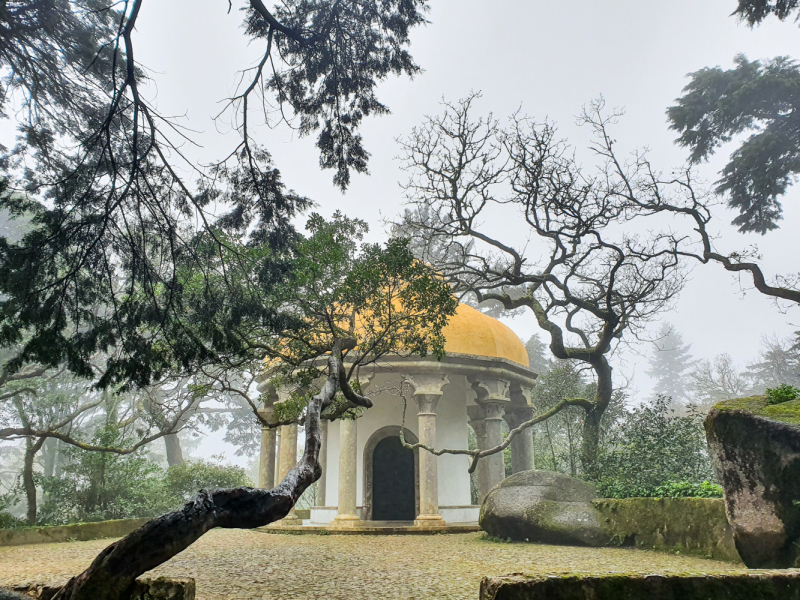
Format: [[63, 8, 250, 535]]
[[667, 54, 800, 234], [0, 0, 429, 390], [733, 0, 800, 25]]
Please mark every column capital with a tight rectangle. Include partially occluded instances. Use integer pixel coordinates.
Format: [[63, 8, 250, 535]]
[[406, 373, 450, 397], [355, 369, 375, 392], [503, 404, 535, 428], [276, 385, 305, 403], [483, 401, 507, 420], [257, 406, 275, 427], [469, 376, 510, 421], [469, 375, 511, 404], [510, 382, 534, 406], [415, 393, 440, 415]]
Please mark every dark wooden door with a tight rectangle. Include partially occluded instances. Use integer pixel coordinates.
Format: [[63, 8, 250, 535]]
[[372, 436, 415, 521]]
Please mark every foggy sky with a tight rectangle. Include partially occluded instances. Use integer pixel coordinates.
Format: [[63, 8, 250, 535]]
[[130, 1, 800, 461]]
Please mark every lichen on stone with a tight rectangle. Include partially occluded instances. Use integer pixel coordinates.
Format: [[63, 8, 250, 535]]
[[714, 396, 800, 426]]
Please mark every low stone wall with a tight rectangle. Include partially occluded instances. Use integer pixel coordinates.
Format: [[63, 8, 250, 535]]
[[593, 498, 740, 563], [6, 577, 195, 600], [0, 518, 150, 547], [480, 571, 800, 600]]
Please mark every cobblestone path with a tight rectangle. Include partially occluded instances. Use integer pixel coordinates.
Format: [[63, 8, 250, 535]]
[[0, 530, 746, 599]]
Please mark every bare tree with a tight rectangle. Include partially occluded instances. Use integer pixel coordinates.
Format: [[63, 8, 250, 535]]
[[627, 181, 800, 307], [688, 354, 756, 410], [396, 93, 692, 470]]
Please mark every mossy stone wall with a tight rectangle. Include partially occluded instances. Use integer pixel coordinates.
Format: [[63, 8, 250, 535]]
[[593, 498, 740, 563], [7, 577, 195, 600], [0, 518, 150, 547], [481, 571, 800, 600]]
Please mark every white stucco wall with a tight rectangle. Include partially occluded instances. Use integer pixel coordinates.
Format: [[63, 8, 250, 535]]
[[319, 369, 474, 514]]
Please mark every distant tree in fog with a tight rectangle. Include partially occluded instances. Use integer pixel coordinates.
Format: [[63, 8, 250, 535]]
[[525, 334, 552, 376], [646, 323, 695, 405], [688, 354, 756, 409], [745, 335, 800, 390]]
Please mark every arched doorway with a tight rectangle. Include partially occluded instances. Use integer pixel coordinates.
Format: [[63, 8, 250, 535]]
[[372, 436, 416, 521]]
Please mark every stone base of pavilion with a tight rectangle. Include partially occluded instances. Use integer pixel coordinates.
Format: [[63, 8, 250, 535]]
[[258, 521, 481, 535]]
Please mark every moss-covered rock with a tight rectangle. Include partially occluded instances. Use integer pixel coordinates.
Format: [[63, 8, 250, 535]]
[[593, 498, 740, 562], [705, 396, 800, 568], [480, 571, 800, 600], [480, 472, 741, 561], [479, 471, 613, 546], [715, 395, 800, 426]]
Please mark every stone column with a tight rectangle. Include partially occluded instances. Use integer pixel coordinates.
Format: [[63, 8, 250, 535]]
[[316, 419, 328, 506], [331, 417, 361, 528], [407, 373, 449, 528], [257, 407, 277, 489], [277, 423, 301, 524], [509, 384, 536, 473], [258, 427, 277, 488], [467, 405, 491, 504], [274, 427, 281, 482], [470, 376, 511, 494], [504, 407, 535, 474]]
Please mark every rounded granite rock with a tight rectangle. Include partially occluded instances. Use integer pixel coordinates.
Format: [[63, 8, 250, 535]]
[[479, 470, 613, 546]]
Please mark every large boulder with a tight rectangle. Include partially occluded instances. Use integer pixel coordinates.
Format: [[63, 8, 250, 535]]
[[479, 470, 612, 546], [705, 396, 800, 568]]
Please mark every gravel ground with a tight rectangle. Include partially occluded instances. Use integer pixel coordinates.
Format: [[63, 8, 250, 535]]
[[0, 529, 746, 600]]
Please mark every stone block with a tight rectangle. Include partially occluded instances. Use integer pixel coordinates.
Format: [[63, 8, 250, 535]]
[[6, 577, 195, 600], [480, 571, 800, 600]]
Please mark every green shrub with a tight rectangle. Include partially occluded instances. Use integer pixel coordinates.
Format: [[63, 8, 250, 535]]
[[594, 396, 717, 498], [766, 383, 800, 405], [0, 510, 22, 529], [38, 453, 168, 525], [597, 479, 723, 499], [164, 459, 252, 503], [37, 454, 252, 526], [655, 480, 723, 498], [0, 494, 22, 529]]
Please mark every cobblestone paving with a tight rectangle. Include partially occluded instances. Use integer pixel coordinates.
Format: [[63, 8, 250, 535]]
[[0, 529, 746, 600]]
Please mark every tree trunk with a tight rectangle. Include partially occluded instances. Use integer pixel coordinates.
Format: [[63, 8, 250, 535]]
[[52, 345, 364, 600], [23, 437, 46, 524], [164, 433, 183, 467], [581, 408, 602, 476], [581, 356, 613, 476], [43, 438, 57, 478]]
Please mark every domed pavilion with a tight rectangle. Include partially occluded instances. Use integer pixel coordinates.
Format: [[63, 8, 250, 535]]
[[256, 303, 538, 528]]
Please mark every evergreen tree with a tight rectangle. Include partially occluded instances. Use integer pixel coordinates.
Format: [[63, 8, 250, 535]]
[[525, 333, 552, 376], [646, 323, 694, 405], [746, 335, 800, 391], [667, 55, 800, 233]]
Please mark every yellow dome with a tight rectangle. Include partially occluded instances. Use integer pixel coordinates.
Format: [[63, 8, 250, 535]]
[[442, 303, 529, 367]]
